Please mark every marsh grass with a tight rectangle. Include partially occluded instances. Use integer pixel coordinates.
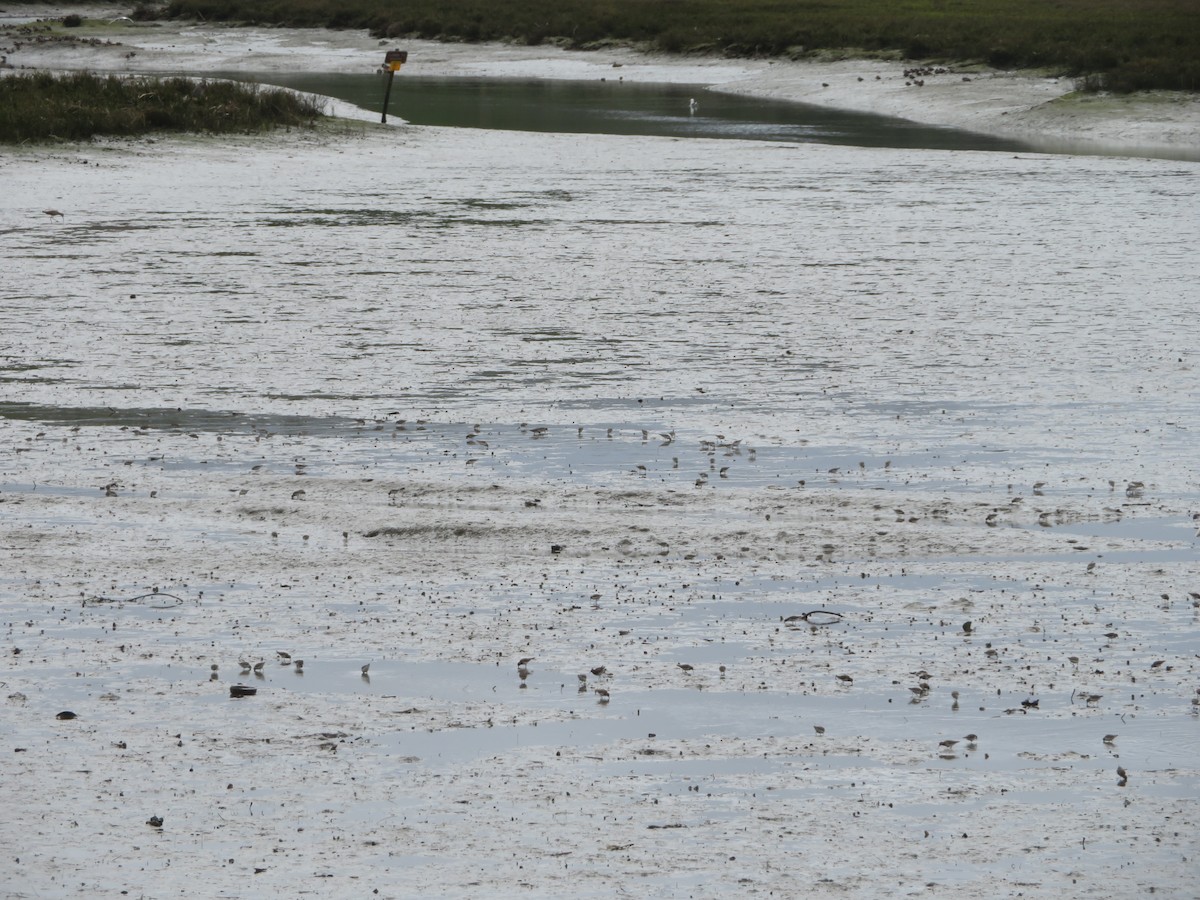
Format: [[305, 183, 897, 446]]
[[0, 72, 325, 143], [148, 0, 1200, 92]]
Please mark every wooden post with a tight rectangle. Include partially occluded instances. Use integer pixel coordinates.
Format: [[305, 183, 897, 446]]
[[381, 68, 396, 123], [381, 50, 408, 124]]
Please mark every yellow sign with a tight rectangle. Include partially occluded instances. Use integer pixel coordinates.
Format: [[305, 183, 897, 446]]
[[388, 61, 403, 72]]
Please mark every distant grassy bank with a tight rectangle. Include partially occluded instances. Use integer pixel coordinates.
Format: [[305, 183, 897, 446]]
[[0, 72, 324, 143], [142, 0, 1199, 92]]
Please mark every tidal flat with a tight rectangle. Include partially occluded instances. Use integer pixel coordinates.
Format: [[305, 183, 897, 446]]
[[2, 60, 1199, 897]]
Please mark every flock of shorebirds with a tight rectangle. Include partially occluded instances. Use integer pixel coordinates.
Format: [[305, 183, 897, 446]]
[[204, 642, 1133, 783]]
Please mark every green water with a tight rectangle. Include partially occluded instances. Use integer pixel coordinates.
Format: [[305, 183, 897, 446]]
[[234, 72, 1036, 153]]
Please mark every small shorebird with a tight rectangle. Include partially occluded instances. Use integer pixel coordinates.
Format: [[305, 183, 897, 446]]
[[42, 209, 64, 220]]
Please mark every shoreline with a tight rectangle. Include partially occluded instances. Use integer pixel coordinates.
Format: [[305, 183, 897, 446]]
[[3, 8, 1199, 158]]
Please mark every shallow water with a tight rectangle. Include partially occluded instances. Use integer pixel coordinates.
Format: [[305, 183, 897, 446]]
[[229, 72, 1038, 154], [21, 647, 1196, 775]]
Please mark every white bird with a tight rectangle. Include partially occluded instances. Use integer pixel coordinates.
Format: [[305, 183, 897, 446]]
[[688, 98, 699, 115]]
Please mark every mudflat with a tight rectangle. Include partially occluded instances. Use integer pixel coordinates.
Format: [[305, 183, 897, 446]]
[[2, 12, 1198, 900]]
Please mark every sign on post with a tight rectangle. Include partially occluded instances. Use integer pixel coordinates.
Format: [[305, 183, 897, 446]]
[[381, 50, 408, 123]]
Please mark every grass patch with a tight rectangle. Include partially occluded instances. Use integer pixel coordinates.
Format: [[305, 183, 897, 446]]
[[0, 71, 325, 143], [139, 0, 1200, 92]]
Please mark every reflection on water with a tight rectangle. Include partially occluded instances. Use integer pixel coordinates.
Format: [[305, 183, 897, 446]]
[[28, 656, 1198, 776], [230, 71, 1036, 153]]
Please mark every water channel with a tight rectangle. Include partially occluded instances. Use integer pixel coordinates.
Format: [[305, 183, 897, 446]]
[[230, 71, 1038, 154]]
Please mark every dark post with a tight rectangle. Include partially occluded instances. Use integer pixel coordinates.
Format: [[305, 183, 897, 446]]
[[381, 69, 396, 124], [381, 50, 408, 124]]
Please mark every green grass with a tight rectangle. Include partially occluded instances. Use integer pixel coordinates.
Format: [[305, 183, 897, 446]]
[[139, 0, 1200, 92], [0, 72, 325, 143]]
